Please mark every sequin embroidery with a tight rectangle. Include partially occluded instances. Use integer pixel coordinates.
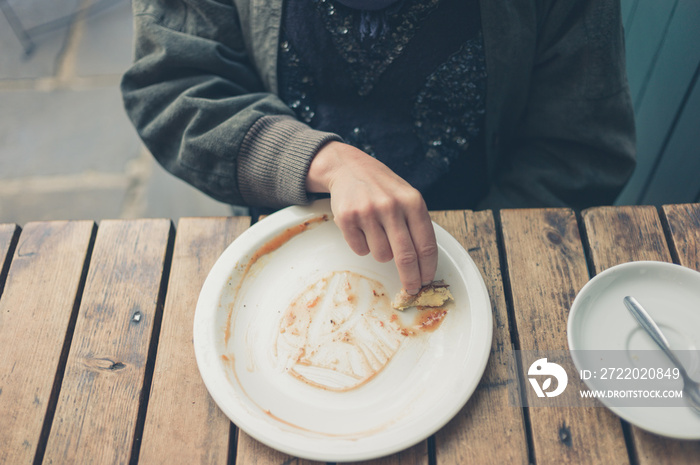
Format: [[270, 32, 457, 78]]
[[411, 34, 487, 170], [278, 0, 487, 197], [312, 0, 440, 96]]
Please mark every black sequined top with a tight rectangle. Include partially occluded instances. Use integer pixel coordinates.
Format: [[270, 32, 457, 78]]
[[278, 0, 488, 209]]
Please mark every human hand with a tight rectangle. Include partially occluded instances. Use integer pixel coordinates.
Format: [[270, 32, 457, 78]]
[[306, 141, 437, 294]]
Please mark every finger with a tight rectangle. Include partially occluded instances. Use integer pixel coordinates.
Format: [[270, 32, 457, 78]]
[[340, 225, 370, 256], [361, 219, 394, 263], [384, 217, 422, 294], [332, 203, 371, 256], [406, 210, 438, 286]]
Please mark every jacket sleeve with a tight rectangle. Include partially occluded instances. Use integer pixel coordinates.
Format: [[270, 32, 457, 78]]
[[121, 0, 340, 208], [479, 0, 636, 210]]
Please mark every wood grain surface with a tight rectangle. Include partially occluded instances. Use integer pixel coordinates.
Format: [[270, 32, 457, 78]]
[[0, 221, 95, 464], [236, 430, 325, 465], [582, 205, 671, 272], [663, 203, 700, 270], [500, 209, 629, 465], [138, 217, 251, 464], [582, 205, 700, 465], [2, 205, 698, 465], [42, 219, 173, 464], [346, 441, 429, 465]]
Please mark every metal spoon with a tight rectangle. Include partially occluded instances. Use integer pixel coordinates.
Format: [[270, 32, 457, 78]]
[[623, 296, 700, 415]]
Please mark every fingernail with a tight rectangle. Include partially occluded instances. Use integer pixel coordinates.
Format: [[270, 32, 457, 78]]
[[407, 288, 420, 295], [421, 281, 432, 287]]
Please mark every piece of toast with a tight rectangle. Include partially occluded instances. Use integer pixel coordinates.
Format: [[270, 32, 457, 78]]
[[391, 280, 453, 310]]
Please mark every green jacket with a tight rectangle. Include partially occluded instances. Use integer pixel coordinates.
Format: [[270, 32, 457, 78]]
[[121, 0, 636, 210]]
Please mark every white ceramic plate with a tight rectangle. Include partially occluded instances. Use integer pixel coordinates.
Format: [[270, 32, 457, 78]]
[[568, 261, 700, 439], [194, 199, 492, 462]]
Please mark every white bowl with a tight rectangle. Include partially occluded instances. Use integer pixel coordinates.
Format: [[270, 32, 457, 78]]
[[568, 261, 700, 439]]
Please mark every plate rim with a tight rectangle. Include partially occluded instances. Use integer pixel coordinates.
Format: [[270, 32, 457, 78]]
[[193, 199, 493, 461]]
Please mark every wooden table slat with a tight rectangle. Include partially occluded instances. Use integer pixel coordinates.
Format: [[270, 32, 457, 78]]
[[42, 219, 173, 465], [0, 221, 95, 465], [582, 205, 672, 273], [500, 209, 629, 465], [432, 210, 529, 465], [235, 430, 325, 465], [662, 203, 700, 270], [583, 205, 700, 465], [348, 441, 429, 465], [138, 217, 251, 465]]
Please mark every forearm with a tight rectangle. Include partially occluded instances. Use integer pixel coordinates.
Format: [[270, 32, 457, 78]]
[[238, 116, 341, 207], [122, 0, 340, 208]]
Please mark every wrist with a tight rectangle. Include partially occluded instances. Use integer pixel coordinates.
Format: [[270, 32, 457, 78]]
[[306, 141, 345, 193]]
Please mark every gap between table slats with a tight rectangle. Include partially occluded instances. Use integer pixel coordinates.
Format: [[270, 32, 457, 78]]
[[136, 216, 251, 465], [431, 210, 529, 465], [39, 219, 173, 465], [130, 222, 176, 465], [0, 221, 96, 465], [492, 210, 538, 465], [0, 224, 20, 299], [581, 205, 700, 465], [500, 209, 630, 465]]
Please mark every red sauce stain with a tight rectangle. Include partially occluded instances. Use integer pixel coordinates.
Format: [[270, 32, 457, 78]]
[[263, 409, 315, 432], [221, 272, 454, 438], [276, 271, 405, 392], [220, 354, 236, 381], [415, 308, 448, 332], [393, 306, 451, 336], [248, 215, 328, 270], [224, 214, 329, 345], [262, 408, 374, 438]]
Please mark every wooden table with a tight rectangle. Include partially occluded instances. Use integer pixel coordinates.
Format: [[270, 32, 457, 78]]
[[1, 204, 699, 464]]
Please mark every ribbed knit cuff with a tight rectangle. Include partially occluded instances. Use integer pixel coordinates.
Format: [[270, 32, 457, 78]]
[[237, 115, 342, 208]]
